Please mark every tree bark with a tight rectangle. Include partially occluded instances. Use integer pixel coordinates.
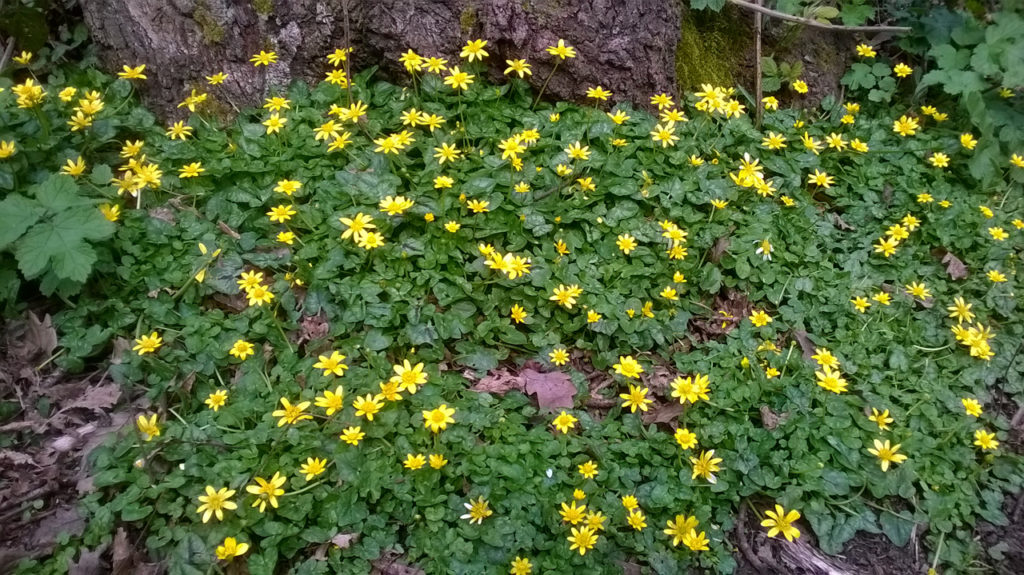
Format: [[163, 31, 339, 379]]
[[79, 0, 682, 119]]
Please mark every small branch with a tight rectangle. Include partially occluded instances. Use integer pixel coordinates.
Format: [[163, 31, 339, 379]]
[[754, 0, 763, 128], [0, 37, 15, 75], [726, 0, 912, 33]]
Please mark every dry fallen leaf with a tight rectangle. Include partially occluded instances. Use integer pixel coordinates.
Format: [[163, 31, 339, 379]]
[[522, 368, 575, 412], [941, 251, 968, 280], [470, 369, 524, 395], [331, 532, 360, 549], [642, 402, 685, 426], [792, 330, 816, 360]]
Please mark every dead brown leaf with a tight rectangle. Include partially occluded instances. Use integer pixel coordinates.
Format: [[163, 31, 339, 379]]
[[298, 313, 330, 345], [0, 449, 36, 466], [331, 532, 360, 549], [147, 207, 176, 224], [792, 330, 816, 360], [371, 555, 425, 575], [61, 384, 121, 412], [217, 220, 241, 239], [941, 251, 968, 280], [642, 402, 685, 426], [830, 212, 855, 231], [68, 546, 105, 575], [469, 369, 524, 395], [112, 528, 133, 575], [709, 235, 731, 263], [4, 312, 58, 361], [522, 368, 575, 412], [760, 405, 790, 430]]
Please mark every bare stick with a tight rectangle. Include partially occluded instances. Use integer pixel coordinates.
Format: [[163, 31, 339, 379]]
[[754, 0, 763, 128], [727, 0, 911, 34]]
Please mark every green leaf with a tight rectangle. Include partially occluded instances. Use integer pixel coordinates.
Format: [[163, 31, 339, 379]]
[[0, 194, 44, 249], [32, 174, 91, 211], [879, 511, 915, 546]]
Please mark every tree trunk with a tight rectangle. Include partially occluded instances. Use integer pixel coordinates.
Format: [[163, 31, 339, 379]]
[[79, 0, 682, 119]]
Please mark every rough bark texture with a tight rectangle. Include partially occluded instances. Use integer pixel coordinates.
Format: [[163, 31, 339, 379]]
[[79, 0, 682, 119]]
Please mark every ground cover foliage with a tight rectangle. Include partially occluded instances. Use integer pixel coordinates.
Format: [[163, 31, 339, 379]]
[[2, 28, 1024, 575]]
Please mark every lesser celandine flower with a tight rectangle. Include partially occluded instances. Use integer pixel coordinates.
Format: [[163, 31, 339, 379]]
[[552, 411, 578, 433], [353, 394, 384, 420], [197, 486, 236, 522], [612, 355, 643, 378], [133, 331, 163, 355], [315, 386, 345, 415], [136, 414, 160, 441], [205, 390, 228, 411], [548, 347, 569, 365], [690, 450, 722, 483], [868, 439, 907, 471], [250, 50, 277, 66], [429, 454, 448, 469], [510, 556, 532, 575], [340, 426, 365, 445], [663, 515, 699, 547], [299, 457, 327, 480], [461, 496, 493, 524], [671, 374, 710, 403], [868, 408, 893, 430], [567, 525, 598, 555], [674, 428, 697, 449], [974, 429, 999, 451], [546, 39, 576, 59], [246, 472, 286, 512], [215, 537, 249, 560], [761, 505, 801, 541], [422, 404, 455, 433], [272, 398, 312, 426], [619, 384, 653, 413], [962, 398, 983, 417], [578, 460, 598, 479], [749, 309, 772, 327], [314, 351, 348, 376]]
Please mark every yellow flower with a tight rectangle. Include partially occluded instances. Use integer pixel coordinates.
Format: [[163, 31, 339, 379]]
[[663, 514, 699, 547], [585, 85, 611, 101], [403, 453, 426, 470], [13, 51, 32, 65], [339, 426, 365, 445], [549, 347, 570, 365], [873, 236, 899, 257], [761, 505, 801, 541], [552, 410, 578, 433], [206, 72, 228, 85], [807, 169, 834, 188], [197, 486, 236, 523], [312, 385, 344, 415], [0, 140, 16, 159], [749, 309, 772, 327], [761, 131, 787, 150], [612, 355, 643, 379], [467, 199, 490, 213], [378, 195, 415, 216], [961, 398, 983, 417], [671, 374, 710, 403], [299, 457, 327, 480], [905, 281, 931, 300], [166, 121, 193, 140], [974, 429, 999, 451], [929, 152, 950, 168], [791, 79, 808, 94], [567, 526, 598, 555], [867, 439, 907, 471], [690, 449, 723, 483], [619, 384, 653, 413], [868, 408, 894, 430], [99, 204, 121, 222], [510, 556, 532, 575], [61, 156, 87, 178], [762, 96, 779, 110], [422, 404, 455, 433], [565, 141, 590, 160], [250, 50, 278, 66], [205, 389, 228, 411], [133, 331, 163, 355], [510, 304, 528, 324], [246, 472, 286, 512], [989, 227, 1009, 241], [546, 39, 576, 60], [178, 162, 204, 178], [215, 537, 249, 560], [136, 413, 161, 441], [461, 496, 493, 524], [444, 66, 474, 90], [893, 63, 913, 77], [313, 351, 348, 376], [503, 59, 532, 77], [815, 365, 848, 394], [578, 460, 598, 479], [263, 113, 287, 134], [549, 284, 582, 309], [674, 428, 697, 449], [893, 115, 919, 137], [271, 398, 312, 426], [650, 123, 679, 147], [855, 43, 877, 58], [460, 38, 489, 61], [353, 394, 385, 420], [960, 133, 978, 149]]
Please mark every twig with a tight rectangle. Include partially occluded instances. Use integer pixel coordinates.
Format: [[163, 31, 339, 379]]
[[0, 36, 15, 75], [0, 482, 55, 514], [754, 0, 763, 128], [726, 0, 912, 33], [736, 503, 767, 574]]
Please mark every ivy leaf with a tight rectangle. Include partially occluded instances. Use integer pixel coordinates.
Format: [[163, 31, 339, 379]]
[[0, 194, 44, 249]]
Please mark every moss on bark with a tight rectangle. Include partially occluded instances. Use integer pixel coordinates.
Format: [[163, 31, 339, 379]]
[[675, 7, 750, 92]]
